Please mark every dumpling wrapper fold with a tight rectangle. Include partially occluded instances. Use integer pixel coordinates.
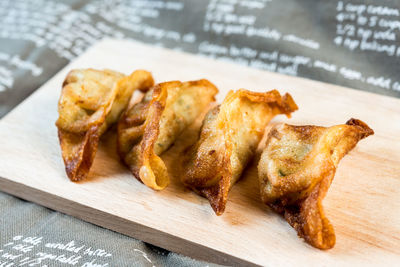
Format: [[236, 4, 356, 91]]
[[182, 89, 298, 215], [56, 69, 154, 181], [117, 79, 218, 190], [258, 119, 374, 249]]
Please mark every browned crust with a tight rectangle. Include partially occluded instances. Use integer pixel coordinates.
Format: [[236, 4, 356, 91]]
[[118, 82, 169, 181], [261, 119, 374, 249], [183, 89, 298, 215], [118, 79, 218, 190], [269, 167, 336, 250], [183, 78, 218, 90], [56, 69, 154, 181], [198, 160, 232, 216], [225, 89, 298, 117], [58, 125, 101, 181], [346, 118, 375, 138]]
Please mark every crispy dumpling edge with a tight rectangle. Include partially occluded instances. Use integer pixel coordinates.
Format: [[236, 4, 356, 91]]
[[183, 89, 299, 215], [259, 118, 374, 249], [57, 69, 154, 181], [118, 79, 219, 190]]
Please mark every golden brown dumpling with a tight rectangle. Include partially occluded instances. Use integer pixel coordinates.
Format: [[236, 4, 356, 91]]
[[258, 119, 374, 249], [117, 79, 218, 190], [56, 69, 154, 181], [182, 89, 298, 215]]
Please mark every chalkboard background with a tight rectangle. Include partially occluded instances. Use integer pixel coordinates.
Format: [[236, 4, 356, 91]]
[[0, 0, 399, 119], [0, 0, 399, 266]]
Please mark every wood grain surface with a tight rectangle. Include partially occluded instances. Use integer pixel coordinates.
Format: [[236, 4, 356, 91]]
[[0, 39, 399, 266]]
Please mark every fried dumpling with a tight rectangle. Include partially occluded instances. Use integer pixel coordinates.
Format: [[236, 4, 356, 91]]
[[182, 89, 298, 215], [258, 119, 374, 249], [117, 79, 218, 190], [56, 69, 154, 181]]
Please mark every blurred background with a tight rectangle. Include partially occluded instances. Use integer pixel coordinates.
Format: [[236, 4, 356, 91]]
[[0, 0, 399, 266], [1, 0, 399, 119]]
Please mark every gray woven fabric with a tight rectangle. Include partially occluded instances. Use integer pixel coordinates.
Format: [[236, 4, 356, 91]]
[[0, 192, 219, 267], [1, 0, 400, 266]]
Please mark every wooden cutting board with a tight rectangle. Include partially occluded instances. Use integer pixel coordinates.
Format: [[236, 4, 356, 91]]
[[0, 39, 399, 266]]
